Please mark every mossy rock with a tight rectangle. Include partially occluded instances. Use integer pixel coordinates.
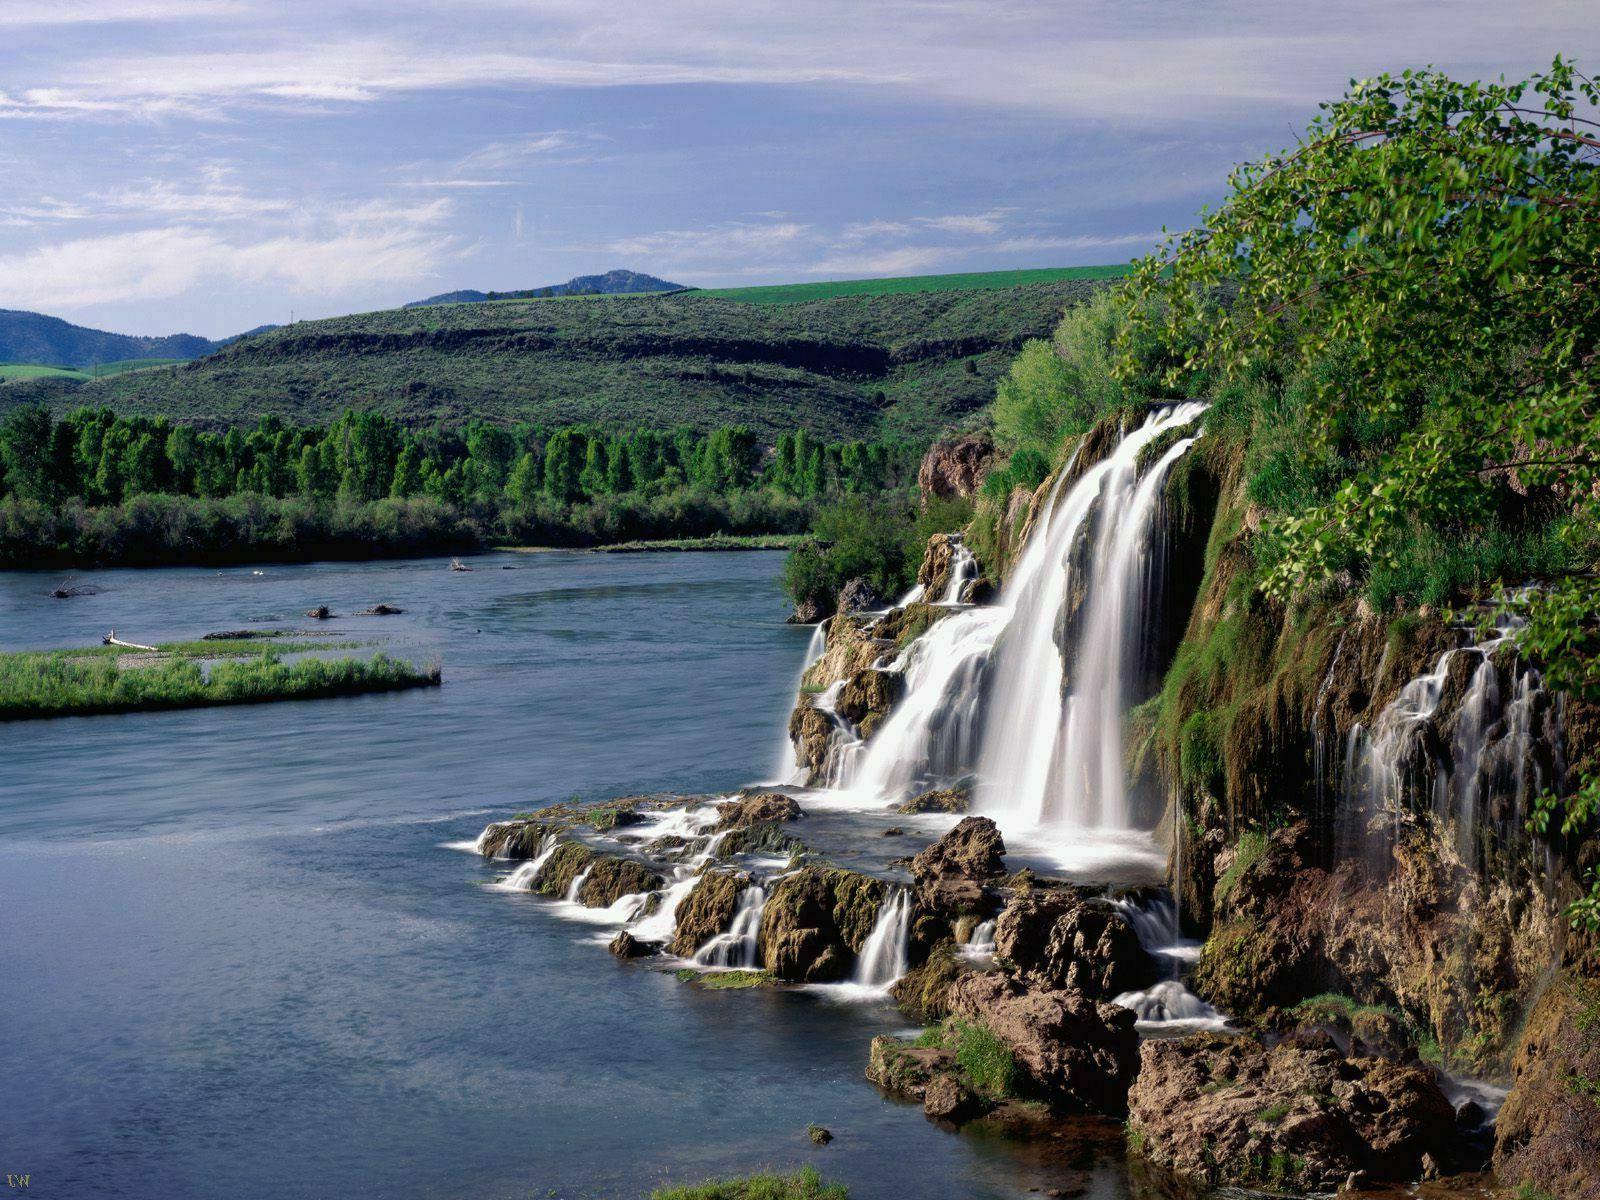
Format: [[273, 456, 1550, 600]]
[[674, 968, 774, 990], [579, 857, 664, 908], [670, 870, 750, 957], [759, 866, 887, 982], [534, 841, 597, 898], [890, 942, 967, 1022]]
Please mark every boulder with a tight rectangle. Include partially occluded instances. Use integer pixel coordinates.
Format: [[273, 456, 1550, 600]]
[[1495, 973, 1600, 1200], [669, 871, 750, 958], [760, 866, 884, 982], [833, 669, 903, 740], [533, 841, 597, 898], [578, 857, 664, 908], [609, 931, 658, 959], [1127, 1032, 1459, 1192], [787, 702, 838, 782], [305, 604, 332, 619], [911, 816, 1006, 917], [836, 577, 882, 613], [867, 1035, 948, 1100], [714, 792, 802, 831], [946, 972, 1139, 1115], [476, 819, 549, 860], [357, 603, 404, 615], [993, 890, 1153, 999], [918, 434, 995, 500], [892, 786, 969, 815]]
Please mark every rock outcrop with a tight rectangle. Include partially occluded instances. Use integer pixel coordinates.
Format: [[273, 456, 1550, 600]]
[[1127, 1032, 1459, 1193], [714, 792, 802, 831], [670, 870, 750, 958], [910, 816, 1006, 919], [993, 890, 1152, 999], [946, 972, 1138, 1115], [477, 819, 548, 860], [1494, 972, 1600, 1200], [578, 857, 663, 908], [892, 786, 969, 815], [918, 434, 995, 500], [836, 577, 882, 613], [759, 866, 886, 982]]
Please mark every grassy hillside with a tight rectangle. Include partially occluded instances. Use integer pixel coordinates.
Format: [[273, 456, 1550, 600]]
[[0, 358, 185, 383], [698, 265, 1131, 305], [0, 308, 215, 369], [2, 277, 1117, 440]]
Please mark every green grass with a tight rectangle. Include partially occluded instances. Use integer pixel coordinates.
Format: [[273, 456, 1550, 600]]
[[0, 358, 187, 382], [1, 280, 1116, 441], [917, 1018, 1021, 1099], [651, 1166, 847, 1200], [1256, 1102, 1290, 1125], [1215, 828, 1268, 906], [0, 363, 89, 381], [63, 637, 358, 660], [674, 969, 774, 990], [0, 649, 439, 720], [698, 265, 1132, 305]]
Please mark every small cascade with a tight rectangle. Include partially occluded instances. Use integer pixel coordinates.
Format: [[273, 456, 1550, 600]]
[[959, 917, 997, 960], [937, 541, 978, 605], [490, 834, 558, 891], [1111, 890, 1225, 1031], [850, 888, 912, 990], [628, 827, 731, 944], [775, 623, 830, 784], [693, 882, 768, 969], [564, 866, 593, 903], [1340, 615, 1556, 867]]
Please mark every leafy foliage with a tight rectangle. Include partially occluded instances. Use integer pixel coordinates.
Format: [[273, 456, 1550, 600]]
[[1124, 59, 1600, 925], [781, 494, 973, 609]]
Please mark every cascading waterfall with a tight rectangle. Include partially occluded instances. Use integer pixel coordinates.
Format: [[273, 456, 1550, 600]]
[[976, 402, 1207, 828], [1110, 890, 1226, 1030], [1340, 615, 1556, 865], [775, 623, 830, 784], [564, 866, 592, 903], [937, 541, 978, 604], [693, 882, 768, 968], [959, 917, 997, 960], [490, 834, 558, 891], [850, 888, 912, 989]]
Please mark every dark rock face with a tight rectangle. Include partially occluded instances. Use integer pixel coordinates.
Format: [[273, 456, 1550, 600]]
[[993, 890, 1153, 999], [759, 866, 885, 982], [787, 702, 837, 782], [911, 816, 1006, 917], [833, 668, 902, 741], [918, 434, 995, 500], [946, 972, 1139, 1115], [669, 871, 750, 958], [714, 792, 802, 831], [577, 857, 663, 908], [836, 577, 882, 613], [609, 931, 658, 959], [916, 532, 959, 601], [305, 604, 332, 619], [1127, 1032, 1459, 1192], [1495, 974, 1600, 1200]]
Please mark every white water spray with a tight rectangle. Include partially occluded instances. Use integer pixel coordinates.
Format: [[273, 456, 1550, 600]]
[[693, 882, 768, 968], [849, 888, 912, 990]]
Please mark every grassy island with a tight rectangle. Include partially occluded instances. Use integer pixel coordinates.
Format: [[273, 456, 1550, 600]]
[[0, 647, 440, 721]]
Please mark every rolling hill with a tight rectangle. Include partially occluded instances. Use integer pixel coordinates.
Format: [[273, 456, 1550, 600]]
[[0, 309, 218, 369], [0, 268, 1124, 440], [404, 269, 684, 308]]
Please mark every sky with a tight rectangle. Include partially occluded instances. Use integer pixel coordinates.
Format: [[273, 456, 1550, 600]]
[[0, 0, 1594, 338]]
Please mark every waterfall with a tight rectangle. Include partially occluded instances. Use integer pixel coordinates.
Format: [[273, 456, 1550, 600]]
[[850, 888, 912, 989], [977, 402, 1207, 828], [1341, 615, 1554, 865], [775, 623, 830, 784], [813, 402, 1206, 814], [937, 541, 978, 604], [693, 882, 768, 968], [490, 834, 558, 891], [1111, 889, 1227, 1030], [564, 866, 593, 903], [959, 917, 997, 960]]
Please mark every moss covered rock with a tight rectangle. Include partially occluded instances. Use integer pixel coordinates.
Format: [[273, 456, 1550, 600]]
[[534, 841, 597, 898], [578, 857, 664, 908], [759, 866, 886, 982], [670, 870, 750, 958]]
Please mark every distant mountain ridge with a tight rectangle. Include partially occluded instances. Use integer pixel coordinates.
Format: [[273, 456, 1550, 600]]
[[0, 309, 219, 368], [403, 269, 683, 308]]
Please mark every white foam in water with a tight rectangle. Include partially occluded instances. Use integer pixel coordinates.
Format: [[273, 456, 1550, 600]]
[[438, 838, 484, 853], [489, 835, 558, 892], [1113, 980, 1228, 1031], [937, 542, 978, 605], [959, 917, 997, 960]]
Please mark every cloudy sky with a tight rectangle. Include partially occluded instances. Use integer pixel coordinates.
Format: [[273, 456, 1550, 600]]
[[0, 0, 1593, 337]]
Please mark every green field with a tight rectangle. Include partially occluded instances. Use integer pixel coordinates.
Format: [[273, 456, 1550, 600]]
[[697, 264, 1131, 305], [1, 277, 1118, 440], [0, 357, 186, 382]]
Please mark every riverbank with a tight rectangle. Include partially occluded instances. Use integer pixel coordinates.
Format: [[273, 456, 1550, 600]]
[[0, 647, 440, 720], [501, 533, 807, 554]]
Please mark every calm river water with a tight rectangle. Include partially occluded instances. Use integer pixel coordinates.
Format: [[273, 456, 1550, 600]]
[[0, 551, 1143, 1200]]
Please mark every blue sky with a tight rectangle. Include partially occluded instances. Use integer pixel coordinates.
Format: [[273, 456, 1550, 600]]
[[0, 0, 1593, 337]]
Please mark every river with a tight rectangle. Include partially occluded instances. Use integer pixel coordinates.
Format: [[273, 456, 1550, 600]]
[[0, 551, 1139, 1200]]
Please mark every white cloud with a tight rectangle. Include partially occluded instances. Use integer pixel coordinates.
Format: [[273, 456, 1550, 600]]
[[914, 211, 1008, 236], [0, 1, 243, 27], [0, 197, 457, 310]]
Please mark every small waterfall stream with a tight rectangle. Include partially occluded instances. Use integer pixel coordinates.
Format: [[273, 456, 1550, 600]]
[[851, 888, 912, 989], [937, 541, 978, 605], [1110, 891, 1226, 1030], [693, 882, 769, 969]]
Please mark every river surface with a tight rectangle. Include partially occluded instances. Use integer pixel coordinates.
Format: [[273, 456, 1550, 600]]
[[1, 551, 1140, 1200]]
